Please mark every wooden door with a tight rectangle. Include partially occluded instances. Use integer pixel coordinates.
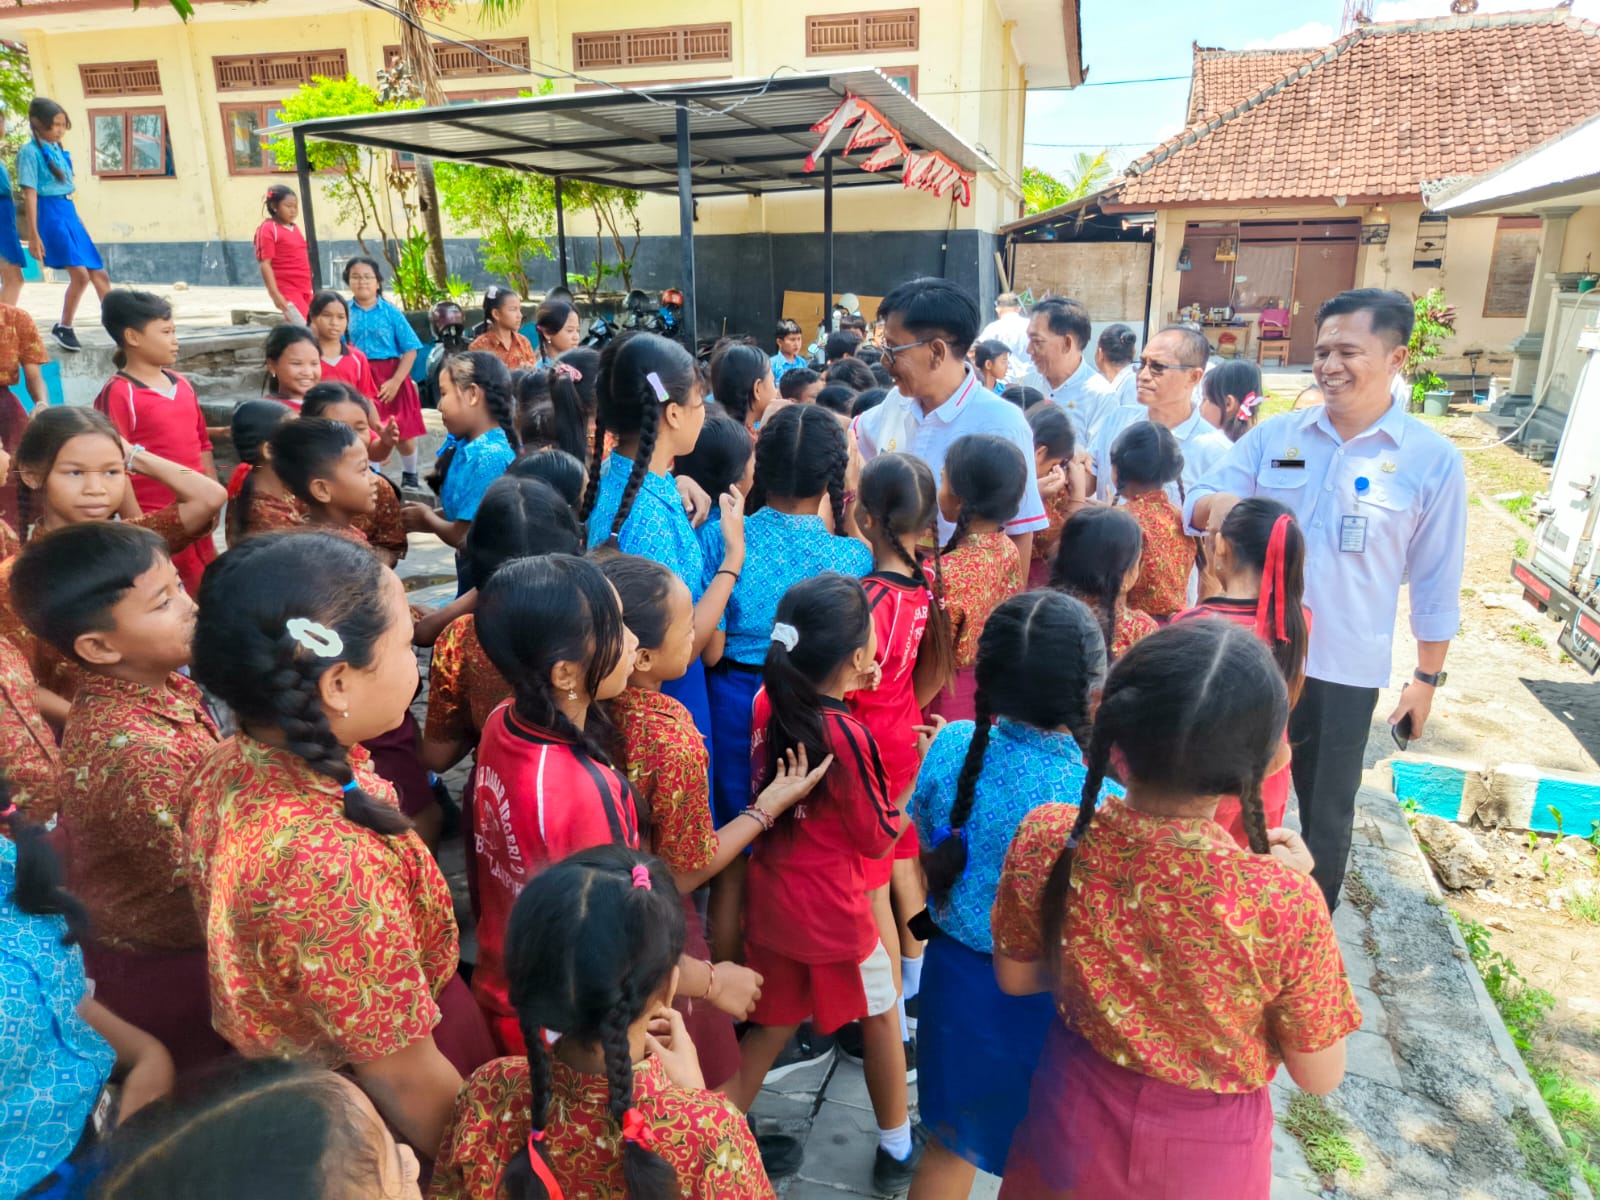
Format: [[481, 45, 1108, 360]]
[[1288, 241, 1358, 362]]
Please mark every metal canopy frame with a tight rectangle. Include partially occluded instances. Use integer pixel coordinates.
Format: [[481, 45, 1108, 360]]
[[286, 70, 995, 342]]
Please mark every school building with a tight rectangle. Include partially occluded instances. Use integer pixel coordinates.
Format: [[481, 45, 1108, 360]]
[[0, 0, 1083, 332]]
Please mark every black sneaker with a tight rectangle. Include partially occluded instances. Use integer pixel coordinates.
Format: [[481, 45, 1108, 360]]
[[401, 471, 420, 489], [751, 1127, 805, 1180], [904, 992, 920, 1031], [52, 324, 81, 352], [835, 1020, 864, 1064], [871, 1123, 931, 1196], [762, 1023, 836, 1084], [903, 1034, 917, 1085]]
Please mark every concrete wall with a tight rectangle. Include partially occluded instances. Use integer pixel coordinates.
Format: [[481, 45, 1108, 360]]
[[7, 0, 1028, 252], [1146, 201, 1531, 371]]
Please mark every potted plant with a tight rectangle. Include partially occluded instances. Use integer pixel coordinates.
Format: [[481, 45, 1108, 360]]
[[1405, 288, 1457, 414]]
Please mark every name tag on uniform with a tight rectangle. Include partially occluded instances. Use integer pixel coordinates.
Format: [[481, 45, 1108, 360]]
[[1270, 458, 1307, 469], [1340, 515, 1368, 553]]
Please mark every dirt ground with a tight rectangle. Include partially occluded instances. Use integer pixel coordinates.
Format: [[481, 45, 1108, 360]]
[[1389, 411, 1600, 1165]]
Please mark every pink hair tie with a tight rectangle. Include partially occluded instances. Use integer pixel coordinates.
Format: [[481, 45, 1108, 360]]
[[0, 803, 17, 821], [631, 864, 652, 890], [552, 362, 583, 383]]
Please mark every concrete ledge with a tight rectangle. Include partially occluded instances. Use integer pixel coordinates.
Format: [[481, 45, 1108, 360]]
[[1382, 755, 1600, 836]]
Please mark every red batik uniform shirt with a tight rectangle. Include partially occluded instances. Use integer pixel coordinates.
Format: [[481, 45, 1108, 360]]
[[1122, 490, 1196, 619], [319, 346, 380, 399], [357, 476, 408, 561], [991, 799, 1362, 1092], [425, 615, 511, 748], [430, 1054, 774, 1200], [229, 489, 306, 546], [0, 633, 60, 821], [745, 691, 899, 964], [610, 685, 718, 879], [938, 530, 1022, 670], [848, 571, 931, 802], [471, 701, 640, 1027], [60, 672, 220, 951], [186, 736, 458, 1066]]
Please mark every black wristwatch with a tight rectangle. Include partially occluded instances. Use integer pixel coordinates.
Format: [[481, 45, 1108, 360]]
[[1413, 669, 1448, 688]]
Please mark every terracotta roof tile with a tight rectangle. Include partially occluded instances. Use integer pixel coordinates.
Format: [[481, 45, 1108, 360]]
[[1119, 11, 1600, 207]]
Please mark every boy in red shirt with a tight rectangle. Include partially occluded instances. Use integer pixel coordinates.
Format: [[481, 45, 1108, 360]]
[[95, 290, 216, 592]]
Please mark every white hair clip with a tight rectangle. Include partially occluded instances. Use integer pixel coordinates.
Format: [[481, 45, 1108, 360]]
[[646, 371, 670, 403], [770, 622, 799, 652], [287, 618, 344, 658]]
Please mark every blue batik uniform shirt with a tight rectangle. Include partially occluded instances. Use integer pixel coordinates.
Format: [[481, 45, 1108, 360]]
[[439, 426, 515, 522], [588, 452, 717, 611], [347, 296, 423, 362], [0, 837, 116, 1197], [910, 718, 1123, 954], [701, 508, 872, 665]]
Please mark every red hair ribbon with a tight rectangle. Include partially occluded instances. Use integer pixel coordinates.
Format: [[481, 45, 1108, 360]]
[[1236, 391, 1261, 422], [621, 1108, 657, 1148], [226, 462, 253, 500], [525, 1128, 565, 1200], [0, 803, 17, 821], [1254, 514, 1293, 645], [552, 362, 583, 383]]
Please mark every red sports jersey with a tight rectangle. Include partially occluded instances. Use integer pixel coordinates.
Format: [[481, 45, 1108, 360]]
[[848, 572, 931, 803], [470, 701, 640, 1026], [94, 370, 212, 517], [746, 690, 899, 964], [319, 346, 379, 400]]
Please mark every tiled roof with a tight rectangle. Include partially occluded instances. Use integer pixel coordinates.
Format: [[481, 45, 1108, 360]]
[[1116, 10, 1600, 208], [1185, 44, 1317, 125]]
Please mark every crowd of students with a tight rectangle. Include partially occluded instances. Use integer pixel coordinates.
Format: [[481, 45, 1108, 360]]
[[0, 264, 1434, 1200]]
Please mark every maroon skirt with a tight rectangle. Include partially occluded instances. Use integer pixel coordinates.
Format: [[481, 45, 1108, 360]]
[[361, 711, 435, 818], [434, 972, 497, 1078], [368, 357, 427, 440], [80, 942, 232, 1074], [677, 891, 739, 1090], [1000, 1023, 1273, 1200], [926, 666, 978, 724]]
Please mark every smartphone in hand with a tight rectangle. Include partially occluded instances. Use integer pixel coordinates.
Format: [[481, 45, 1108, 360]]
[[1391, 711, 1414, 751]]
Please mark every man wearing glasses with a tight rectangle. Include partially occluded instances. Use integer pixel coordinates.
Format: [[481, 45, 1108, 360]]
[[852, 277, 1046, 561], [1187, 289, 1466, 913], [1083, 325, 1232, 504]]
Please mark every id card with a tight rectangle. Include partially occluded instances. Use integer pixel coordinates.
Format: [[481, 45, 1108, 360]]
[[1340, 515, 1368, 553]]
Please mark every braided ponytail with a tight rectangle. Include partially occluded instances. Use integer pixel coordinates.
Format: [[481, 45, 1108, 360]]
[[1039, 718, 1115, 984], [610, 391, 656, 541], [921, 688, 990, 905], [431, 352, 519, 498], [2, 776, 90, 945], [602, 983, 680, 1200], [590, 333, 698, 544], [502, 1010, 559, 1200], [1237, 773, 1271, 855]]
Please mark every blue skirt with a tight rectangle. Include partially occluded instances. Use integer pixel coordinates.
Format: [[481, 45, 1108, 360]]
[[707, 660, 760, 826], [664, 657, 716, 805], [36, 194, 102, 271], [0, 197, 24, 267], [919, 934, 1056, 1175]]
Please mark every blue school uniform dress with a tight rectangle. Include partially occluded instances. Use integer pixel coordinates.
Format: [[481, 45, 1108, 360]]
[[908, 719, 1121, 1175], [587, 451, 719, 773], [16, 141, 102, 271], [0, 160, 25, 267], [0, 838, 116, 1198], [701, 509, 872, 825], [440, 426, 516, 593]]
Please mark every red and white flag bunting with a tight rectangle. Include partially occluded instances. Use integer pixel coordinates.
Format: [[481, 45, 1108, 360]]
[[804, 93, 974, 206]]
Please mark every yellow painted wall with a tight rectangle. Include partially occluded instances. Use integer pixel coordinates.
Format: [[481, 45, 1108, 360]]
[[1147, 202, 1528, 367], [1560, 206, 1600, 273], [8, 0, 1031, 248]]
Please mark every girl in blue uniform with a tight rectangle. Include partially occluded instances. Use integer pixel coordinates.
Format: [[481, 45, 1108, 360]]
[[19, 98, 111, 353]]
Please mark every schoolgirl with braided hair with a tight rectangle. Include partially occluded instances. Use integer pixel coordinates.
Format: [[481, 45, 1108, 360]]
[[992, 620, 1358, 1200], [849, 450, 956, 1049], [582, 331, 746, 810], [907, 591, 1112, 1193], [187, 531, 493, 1158], [224, 399, 297, 545], [1049, 505, 1158, 659], [699, 402, 869, 957], [268, 417, 377, 543], [469, 553, 647, 1055], [1024, 399, 1085, 589], [432, 845, 774, 1200], [302, 381, 408, 566], [929, 433, 1027, 723], [1110, 419, 1193, 620]]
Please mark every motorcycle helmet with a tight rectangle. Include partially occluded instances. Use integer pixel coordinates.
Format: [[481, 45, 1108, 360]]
[[430, 301, 465, 339]]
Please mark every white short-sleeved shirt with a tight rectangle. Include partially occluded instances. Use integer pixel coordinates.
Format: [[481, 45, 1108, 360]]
[[1110, 364, 1139, 408], [852, 368, 1047, 543], [1021, 358, 1119, 447], [1184, 402, 1467, 689], [1090, 404, 1233, 505], [979, 310, 1033, 382]]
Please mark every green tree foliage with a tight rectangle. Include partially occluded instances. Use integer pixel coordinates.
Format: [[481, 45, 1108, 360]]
[[561, 181, 643, 301], [1021, 151, 1114, 214], [266, 76, 420, 276], [434, 162, 555, 299], [1405, 287, 1458, 408]]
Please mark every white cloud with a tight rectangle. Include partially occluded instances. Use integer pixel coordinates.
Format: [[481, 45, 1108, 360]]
[[1243, 21, 1336, 50]]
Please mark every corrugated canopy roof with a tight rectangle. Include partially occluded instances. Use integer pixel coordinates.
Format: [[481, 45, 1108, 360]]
[[283, 70, 996, 198]]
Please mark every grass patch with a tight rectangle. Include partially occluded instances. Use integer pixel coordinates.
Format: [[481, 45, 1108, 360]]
[[1513, 624, 1548, 649], [1470, 494, 1484, 506], [1282, 1093, 1365, 1187], [1456, 915, 1599, 1194], [1516, 537, 1531, 559], [1566, 886, 1600, 926], [1502, 493, 1538, 527], [1344, 865, 1379, 917]]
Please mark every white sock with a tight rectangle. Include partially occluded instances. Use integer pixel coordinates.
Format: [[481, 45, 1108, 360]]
[[902, 953, 924, 1001], [898, 996, 908, 1041], [401, 453, 418, 474], [878, 1119, 912, 1161]]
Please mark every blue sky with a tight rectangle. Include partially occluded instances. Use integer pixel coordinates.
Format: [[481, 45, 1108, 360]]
[[1023, 0, 1600, 180]]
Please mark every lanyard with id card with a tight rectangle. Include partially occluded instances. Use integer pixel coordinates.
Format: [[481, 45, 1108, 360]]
[[1341, 475, 1372, 553]]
